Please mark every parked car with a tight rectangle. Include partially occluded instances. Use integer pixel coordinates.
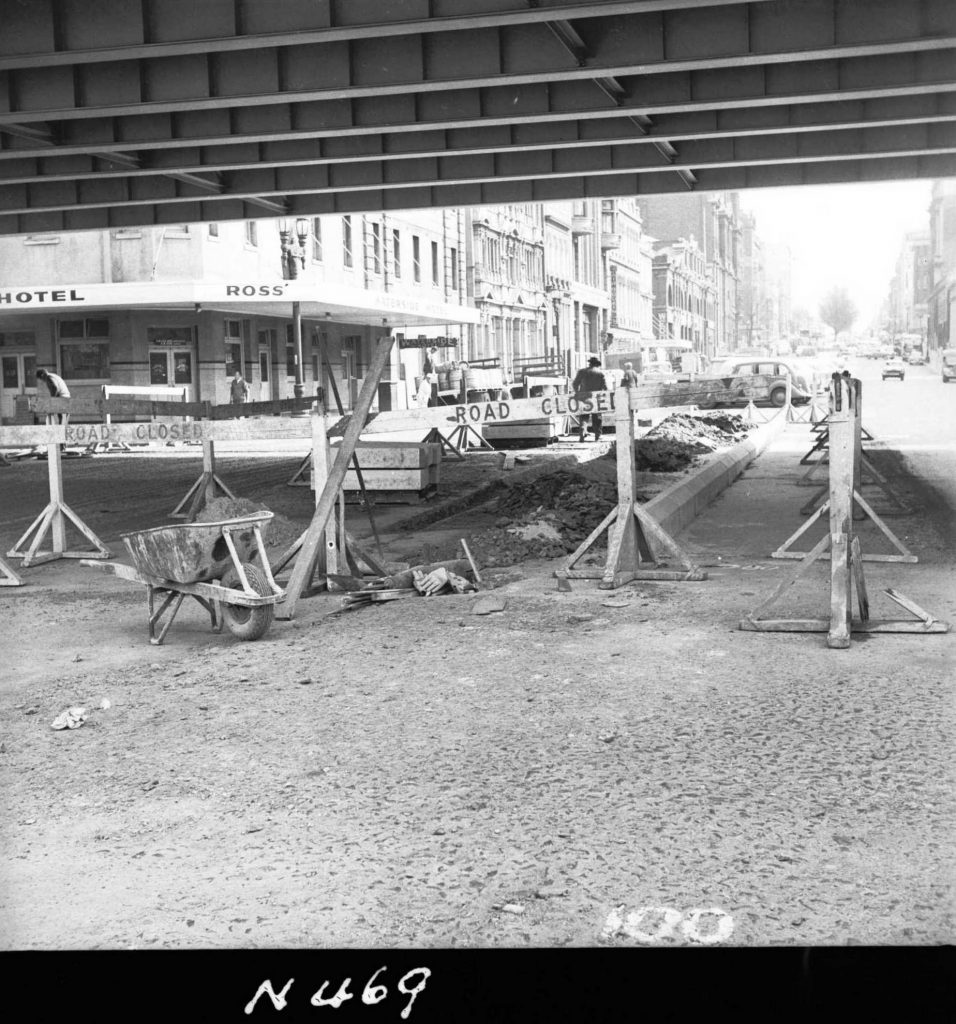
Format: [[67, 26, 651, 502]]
[[882, 358, 906, 381], [707, 358, 813, 407], [907, 352, 925, 365], [942, 349, 956, 383]]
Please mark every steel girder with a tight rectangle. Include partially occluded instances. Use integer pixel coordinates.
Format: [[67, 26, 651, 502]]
[[0, 0, 954, 234]]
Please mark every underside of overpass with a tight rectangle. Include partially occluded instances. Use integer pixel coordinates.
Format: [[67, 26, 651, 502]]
[[1, 0, 955, 235]]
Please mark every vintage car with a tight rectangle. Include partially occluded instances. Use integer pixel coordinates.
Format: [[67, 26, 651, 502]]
[[708, 358, 814, 407], [942, 349, 956, 383], [881, 358, 907, 381]]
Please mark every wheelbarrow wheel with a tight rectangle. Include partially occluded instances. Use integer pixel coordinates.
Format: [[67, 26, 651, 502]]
[[219, 562, 274, 641]]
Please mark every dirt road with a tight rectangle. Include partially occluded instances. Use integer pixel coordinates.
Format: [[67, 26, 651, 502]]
[[1, 425, 953, 956]]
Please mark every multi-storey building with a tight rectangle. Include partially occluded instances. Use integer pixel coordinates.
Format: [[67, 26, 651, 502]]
[[604, 198, 655, 356], [928, 179, 956, 356], [737, 211, 768, 350], [649, 238, 715, 370], [466, 204, 545, 374], [887, 228, 932, 347], [0, 214, 476, 421], [539, 201, 610, 375], [638, 192, 741, 357]]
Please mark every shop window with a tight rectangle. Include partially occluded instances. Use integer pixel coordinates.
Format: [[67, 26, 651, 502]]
[[150, 351, 170, 385], [61, 342, 110, 380], [173, 352, 193, 384], [58, 319, 111, 380]]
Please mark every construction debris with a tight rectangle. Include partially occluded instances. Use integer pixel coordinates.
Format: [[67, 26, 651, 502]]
[[413, 566, 475, 596], [51, 707, 88, 731], [632, 412, 749, 471]]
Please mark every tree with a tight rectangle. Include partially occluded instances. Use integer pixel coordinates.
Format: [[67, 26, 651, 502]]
[[818, 286, 858, 344]]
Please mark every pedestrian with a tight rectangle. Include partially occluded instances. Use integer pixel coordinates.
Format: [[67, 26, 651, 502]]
[[36, 368, 70, 425], [620, 361, 640, 388], [230, 370, 250, 404], [423, 346, 438, 378], [36, 367, 70, 399], [571, 356, 609, 442]]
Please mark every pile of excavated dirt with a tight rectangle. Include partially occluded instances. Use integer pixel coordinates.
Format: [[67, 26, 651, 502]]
[[410, 467, 623, 567], [195, 496, 302, 552], [633, 412, 749, 471]]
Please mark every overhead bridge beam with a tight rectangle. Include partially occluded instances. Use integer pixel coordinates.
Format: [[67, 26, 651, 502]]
[[1, 6, 954, 125], [2, 50, 955, 160], [2, 122, 955, 219], [0, 0, 770, 71], [2, 153, 954, 237]]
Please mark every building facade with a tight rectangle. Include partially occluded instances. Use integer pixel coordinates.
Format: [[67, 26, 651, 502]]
[[466, 204, 546, 373], [0, 214, 476, 422], [887, 228, 932, 348], [649, 238, 715, 371], [928, 180, 956, 356], [638, 192, 741, 358]]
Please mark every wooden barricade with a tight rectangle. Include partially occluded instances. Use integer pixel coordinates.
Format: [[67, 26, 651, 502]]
[[741, 376, 948, 648], [556, 388, 707, 588], [6, 436, 111, 568]]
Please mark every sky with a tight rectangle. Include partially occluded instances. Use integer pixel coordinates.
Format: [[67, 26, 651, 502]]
[[738, 179, 935, 330]]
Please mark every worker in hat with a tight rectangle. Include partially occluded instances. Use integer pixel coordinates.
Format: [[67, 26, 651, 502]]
[[571, 356, 609, 442]]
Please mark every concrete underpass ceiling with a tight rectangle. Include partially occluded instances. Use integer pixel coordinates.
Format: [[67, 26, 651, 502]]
[[1, 0, 956, 236]]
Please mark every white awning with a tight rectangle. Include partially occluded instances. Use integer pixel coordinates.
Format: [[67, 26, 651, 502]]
[[0, 279, 480, 330]]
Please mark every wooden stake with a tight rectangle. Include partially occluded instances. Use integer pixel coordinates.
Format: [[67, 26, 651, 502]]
[[276, 333, 395, 619]]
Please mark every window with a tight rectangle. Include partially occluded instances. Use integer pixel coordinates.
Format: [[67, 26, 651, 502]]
[[343, 216, 353, 268], [0, 331, 36, 347], [57, 319, 111, 380], [208, 223, 219, 238], [431, 241, 440, 286], [372, 222, 382, 274], [285, 325, 297, 377], [245, 221, 257, 246], [413, 235, 421, 283], [450, 247, 458, 290], [393, 229, 402, 278], [312, 218, 323, 261], [225, 319, 242, 377]]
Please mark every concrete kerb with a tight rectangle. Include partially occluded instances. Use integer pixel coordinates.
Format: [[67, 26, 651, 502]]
[[645, 408, 789, 538]]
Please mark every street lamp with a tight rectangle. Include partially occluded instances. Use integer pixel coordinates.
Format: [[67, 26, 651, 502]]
[[279, 217, 310, 399], [279, 217, 310, 279]]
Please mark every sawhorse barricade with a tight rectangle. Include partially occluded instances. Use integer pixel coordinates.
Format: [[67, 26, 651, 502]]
[[3, 430, 112, 568], [741, 376, 948, 648], [555, 388, 707, 588]]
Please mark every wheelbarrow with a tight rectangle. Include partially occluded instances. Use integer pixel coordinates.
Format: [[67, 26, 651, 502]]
[[81, 512, 283, 645]]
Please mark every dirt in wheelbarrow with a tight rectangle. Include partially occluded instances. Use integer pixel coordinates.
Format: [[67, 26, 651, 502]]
[[194, 496, 303, 552]]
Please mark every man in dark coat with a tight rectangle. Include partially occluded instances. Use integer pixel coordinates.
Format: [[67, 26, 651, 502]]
[[571, 356, 608, 442]]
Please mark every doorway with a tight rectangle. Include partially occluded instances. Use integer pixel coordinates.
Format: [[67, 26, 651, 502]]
[[1, 350, 37, 422], [148, 348, 195, 400], [258, 344, 272, 401]]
